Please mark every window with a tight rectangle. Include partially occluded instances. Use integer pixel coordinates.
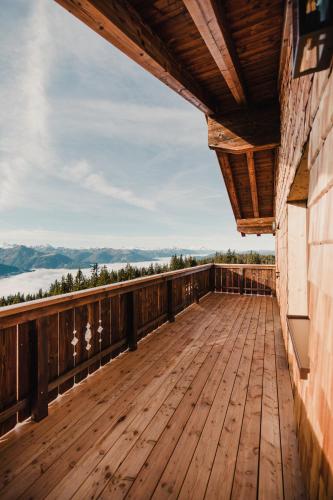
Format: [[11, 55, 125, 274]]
[[287, 146, 309, 316], [287, 145, 310, 379]]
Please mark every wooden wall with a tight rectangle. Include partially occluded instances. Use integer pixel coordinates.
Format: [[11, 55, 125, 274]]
[[276, 12, 333, 499]]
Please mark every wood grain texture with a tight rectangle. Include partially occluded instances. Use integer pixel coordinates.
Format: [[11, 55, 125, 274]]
[[247, 151, 259, 217], [183, 0, 246, 104], [237, 216, 275, 234], [217, 152, 242, 219], [18, 323, 33, 421], [276, 8, 333, 498], [0, 326, 17, 436], [208, 106, 280, 152], [58, 309, 74, 393], [0, 295, 304, 499]]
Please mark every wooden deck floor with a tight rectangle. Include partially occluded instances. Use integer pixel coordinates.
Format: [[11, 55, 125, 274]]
[[0, 293, 305, 499]]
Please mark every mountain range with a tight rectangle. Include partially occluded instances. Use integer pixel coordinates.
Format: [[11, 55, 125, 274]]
[[0, 245, 210, 276]]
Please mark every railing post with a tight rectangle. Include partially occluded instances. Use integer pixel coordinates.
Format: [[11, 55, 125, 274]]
[[31, 320, 48, 422], [194, 277, 200, 304], [240, 268, 245, 295], [127, 291, 138, 351], [167, 279, 175, 322], [210, 265, 215, 292], [272, 268, 277, 296]]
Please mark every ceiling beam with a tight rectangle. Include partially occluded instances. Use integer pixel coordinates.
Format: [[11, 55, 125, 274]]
[[55, 0, 215, 115], [236, 217, 275, 235], [246, 152, 259, 218], [216, 152, 241, 220], [183, 0, 247, 105], [208, 104, 280, 153]]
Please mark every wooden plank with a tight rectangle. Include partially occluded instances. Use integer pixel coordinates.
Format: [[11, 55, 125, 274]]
[[87, 301, 101, 374], [37, 315, 59, 403], [100, 297, 111, 365], [0, 296, 305, 499], [104, 297, 244, 500], [58, 309, 74, 393], [48, 339, 127, 391], [31, 320, 49, 422], [183, 0, 246, 104], [0, 295, 223, 497], [67, 301, 233, 500], [119, 355, 221, 498], [247, 151, 259, 217], [208, 106, 280, 152], [231, 297, 266, 499], [0, 326, 17, 436], [127, 291, 138, 351], [205, 297, 261, 499], [18, 323, 33, 421], [55, 0, 215, 115], [13, 297, 226, 500], [1, 297, 219, 458], [123, 298, 252, 499], [217, 152, 242, 219], [258, 297, 284, 499], [154, 297, 256, 499], [0, 399, 29, 425], [74, 305, 89, 383]]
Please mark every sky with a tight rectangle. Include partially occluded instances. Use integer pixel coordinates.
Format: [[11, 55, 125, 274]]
[[0, 0, 274, 251]]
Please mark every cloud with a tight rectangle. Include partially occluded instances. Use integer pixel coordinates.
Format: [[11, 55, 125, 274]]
[[61, 160, 155, 210], [0, 0, 52, 209], [51, 98, 206, 148], [0, 1, 157, 214]]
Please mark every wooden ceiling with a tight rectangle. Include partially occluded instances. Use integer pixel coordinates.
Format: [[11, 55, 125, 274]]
[[55, 0, 284, 235]]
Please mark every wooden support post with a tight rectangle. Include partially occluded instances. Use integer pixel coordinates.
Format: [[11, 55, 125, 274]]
[[194, 278, 200, 304], [210, 265, 216, 292], [167, 279, 175, 322], [127, 291, 138, 351], [240, 268, 245, 295], [31, 320, 48, 422]]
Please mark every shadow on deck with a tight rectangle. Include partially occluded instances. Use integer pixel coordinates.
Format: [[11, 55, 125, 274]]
[[0, 293, 305, 499]]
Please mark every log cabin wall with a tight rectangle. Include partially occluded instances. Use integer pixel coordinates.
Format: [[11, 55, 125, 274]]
[[276, 9, 333, 499]]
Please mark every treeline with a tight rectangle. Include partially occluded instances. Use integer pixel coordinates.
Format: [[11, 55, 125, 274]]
[[201, 249, 275, 265], [0, 251, 274, 307]]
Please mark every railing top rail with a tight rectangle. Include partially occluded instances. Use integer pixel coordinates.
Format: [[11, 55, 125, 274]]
[[0, 263, 213, 322], [214, 263, 275, 269]]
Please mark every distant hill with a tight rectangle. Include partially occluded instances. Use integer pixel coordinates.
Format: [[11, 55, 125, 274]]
[[0, 263, 21, 277], [0, 245, 210, 273]]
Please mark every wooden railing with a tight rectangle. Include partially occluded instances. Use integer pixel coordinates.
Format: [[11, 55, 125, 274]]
[[214, 264, 276, 296], [0, 263, 275, 437]]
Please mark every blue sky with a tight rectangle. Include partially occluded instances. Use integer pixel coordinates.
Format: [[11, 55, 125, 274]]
[[0, 0, 274, 251]]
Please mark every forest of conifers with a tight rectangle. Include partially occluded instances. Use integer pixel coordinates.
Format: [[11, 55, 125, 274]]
[[0, 251, 274, 306]]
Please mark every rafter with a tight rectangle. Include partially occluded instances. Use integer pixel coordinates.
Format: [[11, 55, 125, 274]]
[[246, 152, 259, 218], [216, 152, 241, 220], [55, 0, 215, 115], [183, 0, 246, 105]]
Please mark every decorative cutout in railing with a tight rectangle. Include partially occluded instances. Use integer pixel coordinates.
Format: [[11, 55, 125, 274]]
[[0, 264, 275, 437]]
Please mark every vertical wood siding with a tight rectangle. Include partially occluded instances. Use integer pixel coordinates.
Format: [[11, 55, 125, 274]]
[[277, 14, 333, 498]]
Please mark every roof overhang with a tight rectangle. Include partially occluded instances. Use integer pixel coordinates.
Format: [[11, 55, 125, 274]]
[[55, 0, 284, 235]]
